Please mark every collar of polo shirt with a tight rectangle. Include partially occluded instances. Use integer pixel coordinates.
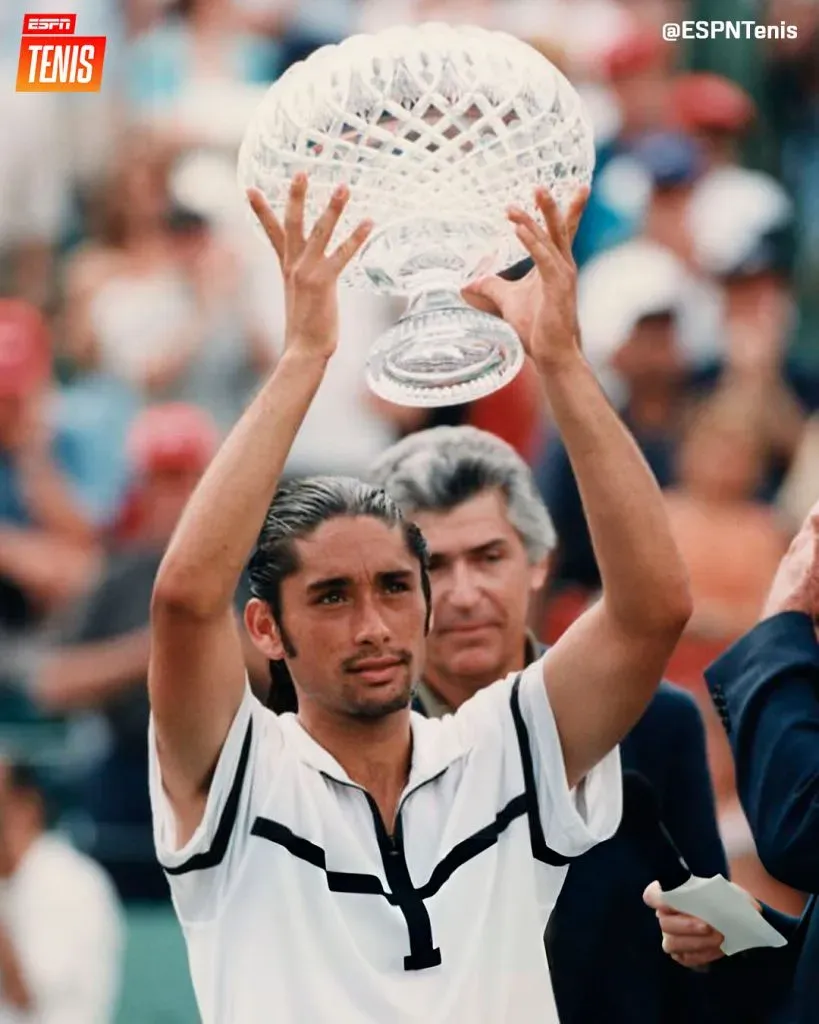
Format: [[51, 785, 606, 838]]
[[278, 712, 466, 791]]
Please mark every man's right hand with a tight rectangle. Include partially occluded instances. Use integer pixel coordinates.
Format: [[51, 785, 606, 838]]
[[761, 499, 819, 628], [248, 174, 373, 363]]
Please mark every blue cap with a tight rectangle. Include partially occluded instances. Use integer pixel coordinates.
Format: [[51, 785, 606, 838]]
[[630, 131, 704, 189]]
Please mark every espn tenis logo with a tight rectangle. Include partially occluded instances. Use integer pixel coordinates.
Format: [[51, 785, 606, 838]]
[[16, 13, 106, 91]]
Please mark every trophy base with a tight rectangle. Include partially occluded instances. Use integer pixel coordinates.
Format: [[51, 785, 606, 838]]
[[365, 290, 525, 408]]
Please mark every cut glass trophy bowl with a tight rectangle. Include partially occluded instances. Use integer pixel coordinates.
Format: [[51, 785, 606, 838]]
[[238, 22, 595, 406]]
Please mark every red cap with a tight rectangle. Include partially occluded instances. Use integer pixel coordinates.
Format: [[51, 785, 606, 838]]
[[0, 300, 50, 396], [603, 26, 668, 80], [127, 403, 219, 476], [669, 73, 756, 134]]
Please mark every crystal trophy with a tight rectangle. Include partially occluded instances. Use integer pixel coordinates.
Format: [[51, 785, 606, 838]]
[[238, 22, 595, 406]]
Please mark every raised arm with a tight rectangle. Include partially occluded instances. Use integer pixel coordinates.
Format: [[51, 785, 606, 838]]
[[464, 187, 691, 787], [148, 175, 371, 840]]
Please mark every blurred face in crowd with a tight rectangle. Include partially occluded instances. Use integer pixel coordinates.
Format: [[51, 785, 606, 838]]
[[646, 188, 696, 263], [725, 272, 791, 350], [678, 408, 765, 503], [615, 69, 670, 135], [247, 517, 427, 723], [104, 145, 169, 244], [611, 312, 685, 392], [139, 465, 204, 542], [411, 490, 548, 695]]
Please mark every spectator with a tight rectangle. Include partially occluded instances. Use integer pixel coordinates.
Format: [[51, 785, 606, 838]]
[[0, 301, 102, 634], [165, 206, 277, 432], [29, 404, 265, 900], [127, 0, 280, 147], [0, 758, 123, 1022], [668, 72, 756, 172], [0, 0, 72, 305], [666, 387, 788, 655], [63, 137, 275, 426], [687, 165, 817, 485], [662, 386, 796, 906], [62, 138, 204, 401]]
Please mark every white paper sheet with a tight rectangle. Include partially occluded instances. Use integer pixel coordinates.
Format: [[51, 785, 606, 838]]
[[661, 875, 788, 956]]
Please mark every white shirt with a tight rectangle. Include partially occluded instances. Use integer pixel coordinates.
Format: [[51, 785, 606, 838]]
[[149, 656, 622, 1023], [0, 835, 124, 1024]]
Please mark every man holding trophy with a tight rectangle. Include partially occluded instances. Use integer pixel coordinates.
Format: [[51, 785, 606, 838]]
[[146, 25, 692, 1023]]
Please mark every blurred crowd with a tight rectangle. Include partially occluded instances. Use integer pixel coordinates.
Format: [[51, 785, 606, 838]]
[[0, 0, 818, 1015]]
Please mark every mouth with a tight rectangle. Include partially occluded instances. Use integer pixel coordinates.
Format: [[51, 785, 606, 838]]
[[442, 623, 497, 636], [347, 657, 407, 685]]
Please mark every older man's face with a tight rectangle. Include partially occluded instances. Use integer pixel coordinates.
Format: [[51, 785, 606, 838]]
[[411, 489, 547, 690]]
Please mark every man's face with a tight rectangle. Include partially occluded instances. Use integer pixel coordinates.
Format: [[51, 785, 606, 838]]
[[725, 273, 790, 346], [140, 466, 204, 539], [267, 516, 428, 721], [612, 313, 683, 390], [411, 490, 547, 689]]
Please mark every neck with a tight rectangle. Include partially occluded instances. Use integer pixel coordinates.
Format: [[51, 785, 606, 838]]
[[627, 387, 680, 432], [297, 705, 412, 828], [424, 635, 530, 711]]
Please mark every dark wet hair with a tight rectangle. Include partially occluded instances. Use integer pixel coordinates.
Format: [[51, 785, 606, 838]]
[[247, 477, 431, 713]]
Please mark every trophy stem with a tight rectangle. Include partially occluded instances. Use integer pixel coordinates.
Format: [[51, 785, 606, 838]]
[[402, 288, 467, 318], [365, 285, 525, 408]]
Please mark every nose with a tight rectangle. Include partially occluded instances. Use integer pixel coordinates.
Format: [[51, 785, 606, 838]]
[[446, 561, 481, 611], [352, 592, 392, 647]]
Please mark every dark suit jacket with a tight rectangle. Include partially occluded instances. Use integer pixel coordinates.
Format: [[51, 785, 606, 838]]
[[546, 681, 739, 1024], [705, 611, 819, 1024]]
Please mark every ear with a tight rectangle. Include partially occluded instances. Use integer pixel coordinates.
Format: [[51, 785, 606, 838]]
[[529, 555, 550, 595], [244, 598, 287, 661]]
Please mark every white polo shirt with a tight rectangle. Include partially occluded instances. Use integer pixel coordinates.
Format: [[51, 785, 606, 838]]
[[149, 655, 622, 1023]]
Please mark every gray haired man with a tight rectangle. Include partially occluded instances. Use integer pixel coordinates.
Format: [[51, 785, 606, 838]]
[[370, 425, 749, 1024], [369, 426, 554, 714]]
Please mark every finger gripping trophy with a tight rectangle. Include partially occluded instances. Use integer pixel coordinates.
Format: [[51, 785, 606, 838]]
[[238, 22, 594, 407]]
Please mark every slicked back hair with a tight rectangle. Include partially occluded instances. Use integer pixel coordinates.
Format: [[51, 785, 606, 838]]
[[247, 477, 431, 713], [368, 426, 557, 563]]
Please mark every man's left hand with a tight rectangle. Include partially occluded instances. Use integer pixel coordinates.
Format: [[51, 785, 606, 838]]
[[462, 186, 589, 373]]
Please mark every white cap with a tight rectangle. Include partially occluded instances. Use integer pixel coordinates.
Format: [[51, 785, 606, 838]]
[[578, 239, 688, 367], [687, 166, 792, 277]]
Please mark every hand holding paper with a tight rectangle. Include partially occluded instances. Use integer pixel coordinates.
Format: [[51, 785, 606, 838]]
[[644, 876, 788, 968]]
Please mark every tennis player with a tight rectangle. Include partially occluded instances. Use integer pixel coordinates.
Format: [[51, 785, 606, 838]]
[[147, 174, 692, 1023]]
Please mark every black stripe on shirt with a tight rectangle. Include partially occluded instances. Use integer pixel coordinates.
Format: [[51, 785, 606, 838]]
[[415, 793, 528, 899], [509, 674, 572, 867], [251, 817, 387, 896], [162, 718, 254, 876]]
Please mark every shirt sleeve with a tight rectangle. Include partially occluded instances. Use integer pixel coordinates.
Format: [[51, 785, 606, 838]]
[[148, 681, 281, 924], [455, 655, 622, 862]]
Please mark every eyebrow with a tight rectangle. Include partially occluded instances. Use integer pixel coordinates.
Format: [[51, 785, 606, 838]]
[[429, 538, 508, 561], [305, 569, 415, 594]]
